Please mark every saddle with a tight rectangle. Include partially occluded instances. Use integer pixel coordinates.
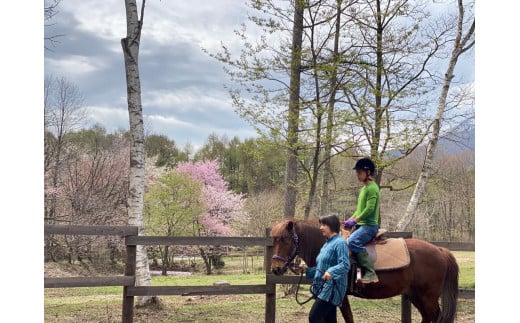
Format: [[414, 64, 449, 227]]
[[341, 227, 410, 295], [341, 228, 410, 271]]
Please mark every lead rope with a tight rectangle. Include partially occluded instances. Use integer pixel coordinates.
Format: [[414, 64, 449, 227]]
[[295, 270, 327, 306], [295, 271, 315, 305]]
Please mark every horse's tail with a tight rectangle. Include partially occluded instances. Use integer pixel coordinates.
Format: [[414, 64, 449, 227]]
[[438, 247, 459, 323]]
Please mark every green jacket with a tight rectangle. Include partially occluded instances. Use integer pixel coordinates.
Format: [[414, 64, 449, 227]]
[[352, 181, 379, 226]]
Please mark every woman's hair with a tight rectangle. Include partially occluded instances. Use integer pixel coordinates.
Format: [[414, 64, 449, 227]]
[[319, 214, 341, 233]]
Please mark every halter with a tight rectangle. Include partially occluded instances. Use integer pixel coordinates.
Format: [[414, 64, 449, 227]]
[[272, 226, 300, 274]]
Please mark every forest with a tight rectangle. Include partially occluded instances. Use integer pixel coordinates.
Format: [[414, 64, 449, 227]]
[[44, 118, 474, 268]]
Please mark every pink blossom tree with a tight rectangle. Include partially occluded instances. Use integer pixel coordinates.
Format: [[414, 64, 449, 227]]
[[176, 160, 227, 192], [176, 160, 249, 273]]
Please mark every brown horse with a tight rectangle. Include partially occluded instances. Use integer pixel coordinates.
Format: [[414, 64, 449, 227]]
[[270, 219, 459, 323]]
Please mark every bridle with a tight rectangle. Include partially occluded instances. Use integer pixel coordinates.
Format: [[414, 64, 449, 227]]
[[271, 225, 300, 274]]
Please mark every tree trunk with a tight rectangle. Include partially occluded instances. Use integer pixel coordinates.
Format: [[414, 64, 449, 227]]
[[121, 0, 157, 306], [161, 245, 169, 276], [199, 247, 212, 275], [320, 0, 342, 217], [303, 152, 320, 219], [303, 29, 324, 219], [371, 0, 383, 176], [396, 0, 474, 231], [283, 0, 305, 219]]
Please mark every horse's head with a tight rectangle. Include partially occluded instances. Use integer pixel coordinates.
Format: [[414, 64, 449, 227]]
[[270, 219, 300, 276]]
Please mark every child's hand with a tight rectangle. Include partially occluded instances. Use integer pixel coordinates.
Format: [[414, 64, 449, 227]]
[[344, 219, 356, 229]]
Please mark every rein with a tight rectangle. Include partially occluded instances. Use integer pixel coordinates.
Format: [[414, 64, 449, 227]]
[[295, 269, 327, 306], [271, 226, 300, 274]]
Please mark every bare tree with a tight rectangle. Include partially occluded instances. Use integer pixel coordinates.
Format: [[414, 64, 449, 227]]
[[44, 75, 86, 261], [44, 0, 64, 50], [299, 0, 358, 219], [396, 0, 474, 231], [56, 131, 131, 264], [319, 0, 343, 217], [44, 75, 86, 225], [339, 0, 450, 183], [121, 0, 158, 306], [209, 0, 358, 219]]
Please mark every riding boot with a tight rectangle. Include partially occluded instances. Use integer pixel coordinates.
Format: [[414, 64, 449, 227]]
[[356, 250, 379, 284]]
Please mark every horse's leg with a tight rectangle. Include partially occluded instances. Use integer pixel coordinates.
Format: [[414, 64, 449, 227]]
[[405, 239, 452, 322], [339, 295, 354, 323], [408, 291, 441, 323]]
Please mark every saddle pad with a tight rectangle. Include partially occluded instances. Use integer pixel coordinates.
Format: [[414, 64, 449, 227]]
[[367, 238, 410, 271]]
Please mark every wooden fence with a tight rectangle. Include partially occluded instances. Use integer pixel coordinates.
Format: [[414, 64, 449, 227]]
[[44, 225, 474, 323]]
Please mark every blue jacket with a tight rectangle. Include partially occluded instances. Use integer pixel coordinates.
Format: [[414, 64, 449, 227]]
[[306, 233, 350, 306]]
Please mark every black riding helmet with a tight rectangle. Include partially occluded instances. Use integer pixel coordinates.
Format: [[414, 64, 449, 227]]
[[353, 157, 376, 175]]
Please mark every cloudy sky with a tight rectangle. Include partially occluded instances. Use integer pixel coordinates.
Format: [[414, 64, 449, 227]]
[[44, 0, 259, 150], [44, 0, 478, 152]]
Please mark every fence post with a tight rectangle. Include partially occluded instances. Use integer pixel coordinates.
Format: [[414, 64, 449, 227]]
[[265, 228, 276, 323], [122, 236, 137, 323]]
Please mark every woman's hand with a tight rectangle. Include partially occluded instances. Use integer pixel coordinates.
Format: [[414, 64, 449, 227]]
[[322, 271, 332, 280]]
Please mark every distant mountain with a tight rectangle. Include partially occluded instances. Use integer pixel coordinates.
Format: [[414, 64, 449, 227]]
[[384, 122, 475, 159], [437, 122, 475, 154]]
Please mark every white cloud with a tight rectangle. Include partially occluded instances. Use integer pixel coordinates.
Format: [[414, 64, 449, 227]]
[[85, 105, 129, 130], [45, 56, 102, 76], [60, 0, 249, 53], [146, 114, 195, 128], [61, 0, 126, 41], [144, 89, 232, 112]]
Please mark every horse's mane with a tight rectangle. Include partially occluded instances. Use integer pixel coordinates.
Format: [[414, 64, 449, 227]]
[[295, 219, 320, 235], [295, 219, 323, 266], [270, 218, 320, 237]]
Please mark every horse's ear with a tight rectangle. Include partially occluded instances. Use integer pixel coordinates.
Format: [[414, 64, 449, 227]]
[[286, 220, 294, 232], [270, 221, 280, 236]]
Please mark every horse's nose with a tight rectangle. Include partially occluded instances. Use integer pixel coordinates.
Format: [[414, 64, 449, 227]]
[[272, 267, 283, 275]]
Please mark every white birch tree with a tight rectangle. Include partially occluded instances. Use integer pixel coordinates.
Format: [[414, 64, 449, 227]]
[[121, 0, 158, 306], [396, 0, 474, 231]]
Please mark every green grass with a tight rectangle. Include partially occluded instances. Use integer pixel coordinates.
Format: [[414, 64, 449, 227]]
[[152, 272, 266, 286], [453, 251, 475, 289]]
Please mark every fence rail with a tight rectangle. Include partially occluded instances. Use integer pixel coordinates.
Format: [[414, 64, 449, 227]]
[[125, 235, 272, 246], [44, 225, 475, 323], [44, 224, 138, 236], [45, 276, 135, 288], [429, 241, 475, 251], [126, 285, 271, 297]]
